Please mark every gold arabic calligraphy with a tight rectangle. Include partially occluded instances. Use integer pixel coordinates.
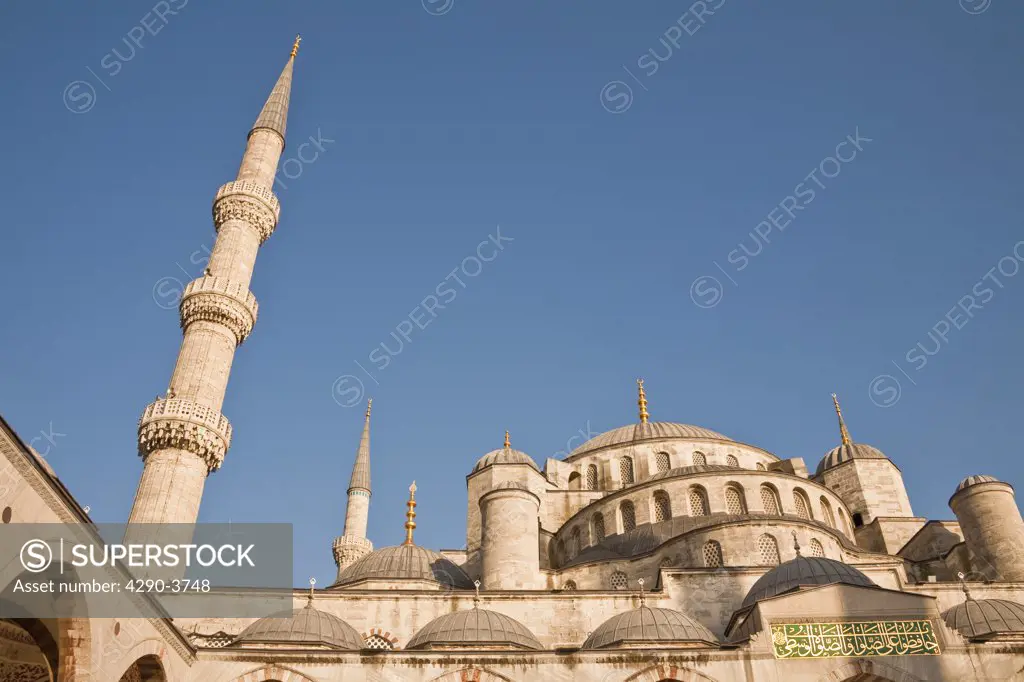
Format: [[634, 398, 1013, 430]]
[[770, 620, 941, 659]]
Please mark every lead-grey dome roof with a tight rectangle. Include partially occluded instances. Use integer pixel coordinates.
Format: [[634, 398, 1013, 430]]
[[568, 422, 732, 459], [742, 556, 875, 607], [405, 608, 542, 650], [234, 603, 363, 650], [955, 475, 1002, 493], [943, 597, 1024, 640], [582, 606, 718, 649], [815, 442, 888, 476], [335, 544, 474, 589], [473, 447, 539, 473]]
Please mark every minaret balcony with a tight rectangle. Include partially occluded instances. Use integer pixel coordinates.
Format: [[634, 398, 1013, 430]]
[[179, 276, 259, 344], [137, 398, 233, 472], [213, 181, 281, 244]]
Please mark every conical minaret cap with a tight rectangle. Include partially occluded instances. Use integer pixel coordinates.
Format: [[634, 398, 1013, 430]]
[[347, 399, 372, 493], [250, 35, 299, 144]]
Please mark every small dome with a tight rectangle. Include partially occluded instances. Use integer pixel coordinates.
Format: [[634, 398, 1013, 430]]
[[815, 442, 888, 476], [582, 606, 718, 649], [473, 447, 539, 473], [943, 598, 1024, 640], [568, 422, 731, 459], [234, 604, 363, 650], [741, 556, 874, 607], [955, 475, 1002, 493], [335, 544, 474, 589], [406, 608, 542, 650]]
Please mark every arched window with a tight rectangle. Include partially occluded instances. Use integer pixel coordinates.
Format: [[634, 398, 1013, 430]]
[[591, 513, 605, 542], [757, 534, 780, 566], [702, 540, 723, 568], [852, 512, 864, 528], [756, 462, 766, 471], [569, 527, 581, 557], [619, 457, 634, 485], [562, 580, 577, 591], [820, 497, 836, 528], [555, 538, 566, 565], [760, 485, 781, 515], [653, 491, 672, 522], [793, 489, 812, 520], [726, 454, 739, 468], [585, 464, 598, 490], [620, 500, 636, 532], [689, 486, 709, 516], [610, 571, 628, 590], [692, 451, 707, 466], [838, 507, 850, 534], [568, 471, 581, 490], [808, 538, 825, 558], [655, 451, 671, 472], [725, 485, 747, 515], [364, 632, 395, 650]]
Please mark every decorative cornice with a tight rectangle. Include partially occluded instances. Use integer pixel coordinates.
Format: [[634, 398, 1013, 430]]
[[180, 276, 259, 345], [213, 181, 280, 244], [137, 399, 232, 472]]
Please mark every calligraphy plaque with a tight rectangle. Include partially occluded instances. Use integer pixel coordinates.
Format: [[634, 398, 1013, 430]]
[[770, 620, 941, 659]]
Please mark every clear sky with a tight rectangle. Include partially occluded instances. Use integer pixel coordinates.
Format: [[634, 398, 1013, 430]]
[[1, 1, 1022, 586]]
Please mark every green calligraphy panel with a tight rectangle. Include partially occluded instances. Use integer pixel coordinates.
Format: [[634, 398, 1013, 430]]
[[770, 620, 941, 659]]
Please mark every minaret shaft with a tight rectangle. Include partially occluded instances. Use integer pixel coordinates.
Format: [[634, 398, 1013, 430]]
[[333, 401, 375, 580], [127, 49, 296, 527]]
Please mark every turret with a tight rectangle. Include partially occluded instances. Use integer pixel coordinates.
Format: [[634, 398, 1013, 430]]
[[332, 400, 375, 579], [950, 475, 1024, 581], [480, 478, 541, 590]]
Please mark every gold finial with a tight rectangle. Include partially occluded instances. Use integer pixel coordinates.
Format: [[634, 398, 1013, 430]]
[[366, 398, 373, 418], [793, 532, 802, 557], [403, 481, 418, 545], [831, 393, 853, 446], [637, 379, 649, 424], [290, 34, 302, 58], [504, 430, 511, 449]]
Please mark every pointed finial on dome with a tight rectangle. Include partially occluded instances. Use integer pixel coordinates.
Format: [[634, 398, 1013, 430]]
[[473, 579, 481, 608], [365, 397, 373, 418], [958, 572, 975, 602], [403, 481, 418, 545], [793, 532, 802, 557], [831, 393, 853, 447], [306, 576, 316, 607], [637, 379, 650, 424], [637, 577, 646, 607], [504, 429, 511, 449], [290, 34, 302, 58]]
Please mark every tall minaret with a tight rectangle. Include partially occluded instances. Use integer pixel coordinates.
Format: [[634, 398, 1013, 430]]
[[127, 37, 301, 526], [332, 400, 375, 580]]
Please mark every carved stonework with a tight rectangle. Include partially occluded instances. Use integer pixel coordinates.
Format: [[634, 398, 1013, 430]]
[[212, 181, 280, 244], [179, 276, 259, 345], [332, 535, 373, 574], [137, 398, 232, 472]]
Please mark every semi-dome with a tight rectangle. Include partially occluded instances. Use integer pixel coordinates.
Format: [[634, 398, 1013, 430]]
[[335, 544, 475, 589], [955, 475, 1002, 493], [405, 608, 542, 650], [234, 603, 364, 650], [943, 596, 1024, 640], [473, 447, 539, 473], [815, 442, 889, 476], [582, 605, 718, 649], [568, 422, 732, 459], [741, 556, 875, 607]]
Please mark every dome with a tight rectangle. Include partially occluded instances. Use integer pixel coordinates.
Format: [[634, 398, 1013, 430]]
[[473, 447, 539, 473], [741, 556, 875, 607], [582, 606, 718, 649], [568, 422, 732, 459], [815, 442, 888, 476], [406, 608, 542, 650], [335, 544, 475, 589], [943, 597, 1024, 640], [234, 603, 364, 650], [955, 475, 1002, 493]]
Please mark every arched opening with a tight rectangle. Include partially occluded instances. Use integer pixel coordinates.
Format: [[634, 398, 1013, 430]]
[[820, 496, 836, 528], [793, 488, 812, 520], [692, 451, 707, 466], [567, 471, 581, 490], [655, 452, 671, 473], [619, 500, 636, 532], [760, 484, 781, 515], [725, 484, 747, 514], [808, 538, 825, 558], [757, 533, 780, 566], [585, 464, 598, 490], [726, 454, 739, 468], [0, 618, 57, 682], [619, 457, 634, 485], [852, 512, 864, 528], [702, 540, 723, 568], [568, 527, 581, 557], [118, 654, 167, 681], [653, 491, 672, 522], [591, 513, 605, 543], [688, 485, 709, 516]]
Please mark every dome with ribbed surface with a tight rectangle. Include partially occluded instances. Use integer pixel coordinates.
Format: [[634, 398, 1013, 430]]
[[943, 597, 1024, 640], [582, 606, 718, 649], [473, 447, 539, 473], [815, 442, 888, 476], [741, 556, 875, 607], [406, 608, 542, 650], [955, 475, 1002, 493], [568, 422, 732, 459], [335, 544, 474, 589], [234, 603, 363, 650]]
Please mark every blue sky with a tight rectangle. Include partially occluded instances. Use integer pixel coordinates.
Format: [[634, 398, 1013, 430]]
[[1, 1, 1022, 586]]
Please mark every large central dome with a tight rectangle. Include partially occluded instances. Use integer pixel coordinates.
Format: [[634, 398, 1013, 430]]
[[567, 422, 732, 459]]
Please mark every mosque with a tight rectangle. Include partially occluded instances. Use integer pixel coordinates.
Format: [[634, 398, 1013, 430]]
[[2, 38, 1024, 682]]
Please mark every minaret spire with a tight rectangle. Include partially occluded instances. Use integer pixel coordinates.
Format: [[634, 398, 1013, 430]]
[[404, 482, 418, 546], [637, 378, 650, 424], [127, 40, 300, 528], [831, 393, 853, 447], [332, 399, 375, 580]]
